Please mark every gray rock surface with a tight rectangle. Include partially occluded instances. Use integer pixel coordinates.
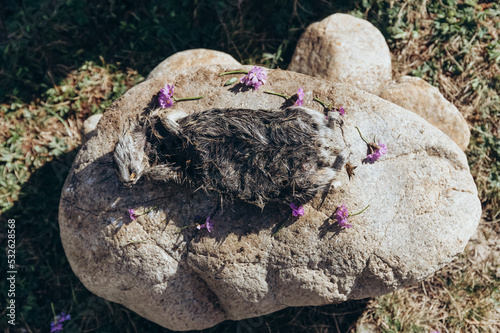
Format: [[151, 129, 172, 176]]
[[59, 65, 481, 331], [147, 48, 240, 80], [380, 76, 470, 150], [287, 13, 392, 95]]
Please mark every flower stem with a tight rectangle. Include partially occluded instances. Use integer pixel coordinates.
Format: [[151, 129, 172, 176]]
[[51, 302, 57, 321], [314, 97, 332, 109], [272, 217, 291, 236], [355, 127, 370, 144], [137, 206, 157, 217], [173, 96, 203, 102], [175, 225, 191, 234], [126, 239, 147, 245], [264, 90, 290, 100], [219, 70, 249, 76], [349, 205, 370, 217]]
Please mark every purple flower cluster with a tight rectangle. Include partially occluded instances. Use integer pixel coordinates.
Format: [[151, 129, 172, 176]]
[[335, 203, 352, 229], [290, 203, 305, 217], [338, 106, 345, 116], [366, 142, 388, 162], [50, 312, 71, 333], [159, 84, 175, 108], [197, 217, 214, 233], [240, 66, 268, 90], [294, 87, 304, 107], [128, 209, 138, 220]]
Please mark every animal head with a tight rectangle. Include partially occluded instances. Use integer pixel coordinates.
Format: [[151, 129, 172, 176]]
[[113, 118, 148, 187]]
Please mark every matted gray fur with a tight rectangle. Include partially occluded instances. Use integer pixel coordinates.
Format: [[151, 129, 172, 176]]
[[113, 106, 349, 208]]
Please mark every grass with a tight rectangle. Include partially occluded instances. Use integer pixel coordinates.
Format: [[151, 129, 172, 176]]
[[358, 224, 500, 332], [353, 1, 500, 331], [0, 0, 499, 332]]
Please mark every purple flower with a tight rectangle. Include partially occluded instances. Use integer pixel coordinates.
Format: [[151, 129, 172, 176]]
[[378, 142, 388, 155], [160, 96, 174, 108], [164, 84, 174, 97], [205, 218, 213, 232], [294, 87, 304, 107], [128, 209, 138, 220], [50, 312, 71, 333], [240, 66, 268, 90], [366, 142, 388, 162], [51, 323, 63, 332], [335, 203, 352, 228], [159, 84, 175, 108], [197, 217, 213, 233], [290, 203, 305, 217], [338, 106, 345, 116]]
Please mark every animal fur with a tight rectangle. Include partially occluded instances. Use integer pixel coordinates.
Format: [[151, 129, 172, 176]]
[[113, 107, 349, 208]]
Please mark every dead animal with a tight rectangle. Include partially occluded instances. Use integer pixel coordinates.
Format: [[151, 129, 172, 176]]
[[113, 106, 349, 209]]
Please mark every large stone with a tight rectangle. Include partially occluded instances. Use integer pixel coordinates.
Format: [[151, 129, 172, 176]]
[[287, 13, 392, 95], [59, 65, 481, 331], [380, 76, 470, 150], [147, 48, 240, 80]]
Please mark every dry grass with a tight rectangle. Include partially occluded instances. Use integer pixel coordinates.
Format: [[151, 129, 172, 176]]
[[0, 61, 141, 210], [357, 223, 500, 332], [354, 1, 500, 332]]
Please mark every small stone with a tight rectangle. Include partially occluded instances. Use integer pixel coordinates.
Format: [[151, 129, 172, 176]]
[[147, 49, 241, 80], [82, 114, 103, 139], [379, 76, 470, 150], [288, 13, 392, 95]]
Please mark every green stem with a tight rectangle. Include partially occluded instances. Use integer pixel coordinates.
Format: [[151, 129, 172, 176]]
[[314, 97, 332, 109], [173, 96, 203, 102], [137, 206, 157, 217], [264, 90, 290, 100], [219, 70, 249, 76], [349, 205, 369, 217], [51, 302, 57, 321], [175, 225, 191, 234], [272, 217, 291, 236], [69, 279, 77, 304], [355, 126, 370, 144]]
